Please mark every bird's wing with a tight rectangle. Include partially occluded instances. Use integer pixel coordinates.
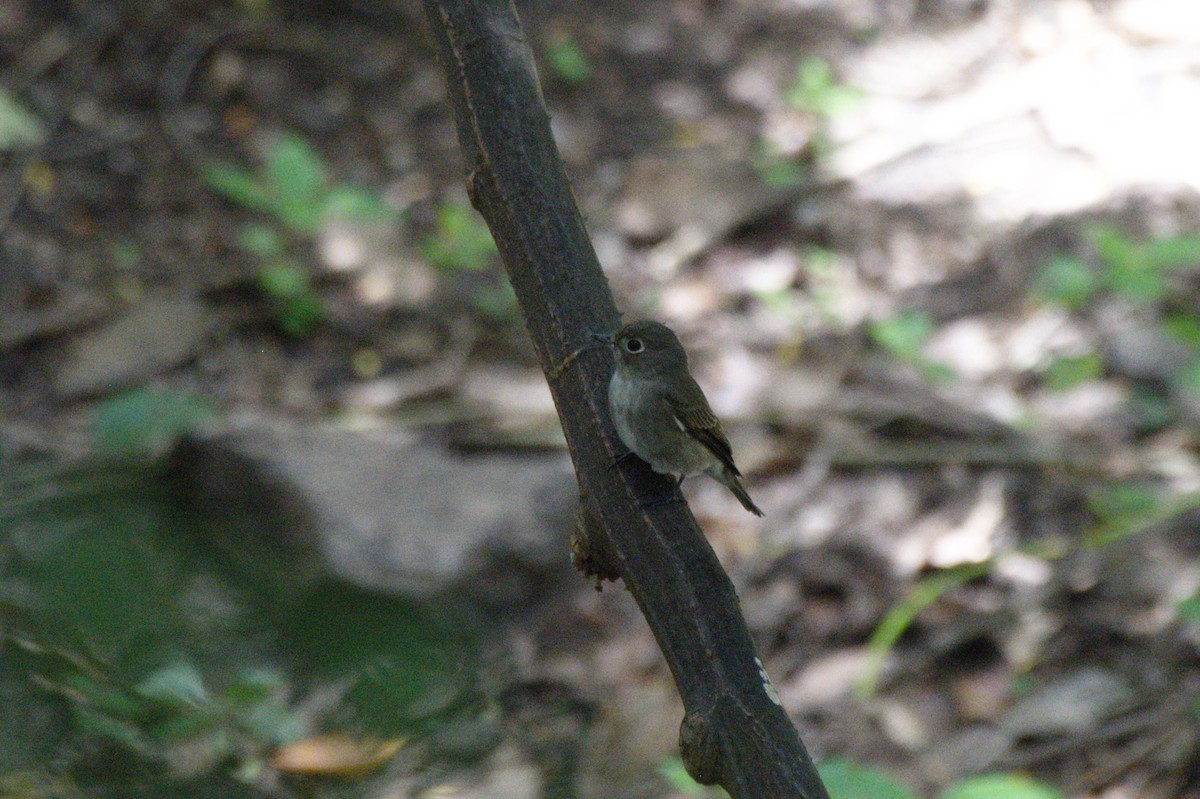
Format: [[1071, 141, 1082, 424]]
[[664, 381, 740, 476]]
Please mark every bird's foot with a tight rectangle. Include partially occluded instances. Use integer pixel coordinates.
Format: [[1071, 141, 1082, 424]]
[[640, 493, 687, 512], [609, 449, 638, 470]]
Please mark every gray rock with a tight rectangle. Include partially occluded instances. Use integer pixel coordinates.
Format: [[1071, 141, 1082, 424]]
[[613, 149, 795, 244], [174, 420, 576, 599], [0, 288, 113, 349], [1001, 667, 1135, 738], [51, 294, 210, 398], [1097, 300, 1193, 384], [922, 725, 1013, 784]]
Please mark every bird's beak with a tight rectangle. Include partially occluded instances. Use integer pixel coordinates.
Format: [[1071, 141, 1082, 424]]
[[591, 331, 615, 346]]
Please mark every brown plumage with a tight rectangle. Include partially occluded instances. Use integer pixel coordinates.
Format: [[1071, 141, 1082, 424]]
[[598, 321, 763, 516]]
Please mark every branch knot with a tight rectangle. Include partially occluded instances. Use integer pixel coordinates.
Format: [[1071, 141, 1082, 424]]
[[679, 706, 721, 786]]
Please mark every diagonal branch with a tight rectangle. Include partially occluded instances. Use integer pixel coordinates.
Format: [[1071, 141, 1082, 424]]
[[421, 2, 830, 796]]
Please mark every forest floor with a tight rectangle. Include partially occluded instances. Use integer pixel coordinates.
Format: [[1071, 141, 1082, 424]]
[[2, 0, 1200, 798]]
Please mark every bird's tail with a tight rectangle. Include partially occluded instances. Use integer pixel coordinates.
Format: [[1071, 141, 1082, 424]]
[[712, 467, 764, 517]]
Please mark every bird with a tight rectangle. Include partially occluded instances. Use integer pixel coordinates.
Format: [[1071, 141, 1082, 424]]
[[594, 320, 764, 516]]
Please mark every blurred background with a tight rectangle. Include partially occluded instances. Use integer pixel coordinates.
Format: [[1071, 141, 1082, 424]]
[[2, 0, 1200, 797]]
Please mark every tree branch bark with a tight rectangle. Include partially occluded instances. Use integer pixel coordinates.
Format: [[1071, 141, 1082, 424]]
[[421, 2, 830, 796]]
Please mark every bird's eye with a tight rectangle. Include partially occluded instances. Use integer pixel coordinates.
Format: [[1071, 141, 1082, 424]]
[[623, 338, 644, 354]]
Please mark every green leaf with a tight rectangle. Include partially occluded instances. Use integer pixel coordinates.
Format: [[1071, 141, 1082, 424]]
[[859, 562, 993, 697], [753, 146, 808, 188], [869, 310, 934, 363], [940, 773, 1064, 799], [64, 671, 146, 720], [1178, 594, 1200, 625], [788, 57, 834, 112], [819, 758, 916, 799], [235, 695, 307, 747], [1087, 483, 1160, 526], [322, 186, 397, 221], [91, 387, 216, 459], [237, 222, 285, 258], [1161, 313, 1200, 351], [1091, 487, 1200, 549], [470, 279, 518, 320], [0, 88, 47, 150], [1083, 481, 1183, 547], [546, 36, 592, 84], [73, 705, 147, 751], [223, 668, 286, 707], [137, 661, 209, 707], [1042, 354, 1103, 391], [657, 756, 726, 797], [1088, 225, 1139, 272], [202, 161, 276, 215], [422, 201, 498, 273], [924, 362, 958, 384], [1125, 385, 1173, 432], [258, 261, 309, 299], [1176, 360, 1200, 398], [220, 669, 308, 747], [1144, 234, 1200, 270], [35, 523, 184, 666], [1089, 227, 1165, 303], [3, 462, 191, 687], [787, 57, 861, 117], [266, 133, 327, 233], [276, 291, 323, 337], [1029, 256, 1097, 310], [1109, 258, 1165, 303], [282, 585, 481, 736], [151, 703, 226, 743]]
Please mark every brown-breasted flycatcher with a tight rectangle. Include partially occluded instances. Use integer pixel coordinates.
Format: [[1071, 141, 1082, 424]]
[[595, 321, 763, 516]]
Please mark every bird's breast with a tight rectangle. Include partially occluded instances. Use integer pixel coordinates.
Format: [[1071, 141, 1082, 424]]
[[607, 370, 715, 476], [607, 370, 644, 454]]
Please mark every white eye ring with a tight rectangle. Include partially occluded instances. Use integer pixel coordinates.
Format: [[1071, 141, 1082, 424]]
[[624, 338, 644, 353]]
